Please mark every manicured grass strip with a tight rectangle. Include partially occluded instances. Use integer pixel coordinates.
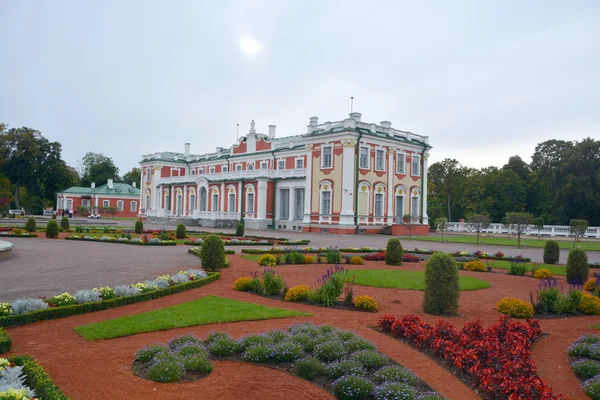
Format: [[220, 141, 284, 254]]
[[242, 254, 262, 262], [351, 269, 490, 291], [489, 260, 567, 276], [402, 234, 600, 251], [74, 295, 311, 340]]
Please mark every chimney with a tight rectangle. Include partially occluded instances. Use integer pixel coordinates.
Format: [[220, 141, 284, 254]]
[[268, 125, 276, 138], [107, 179, 113, 189], [184, 143, 190, 156], [309, 116, 319, 126], [91, 182, 95, 189], [349, 112, 362, 122]]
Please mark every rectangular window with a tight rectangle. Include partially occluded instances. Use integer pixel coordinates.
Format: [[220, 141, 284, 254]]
[[209, 167, 215, 174], [191, 169, 196, 175], [376, 149, 385, 171], [165, 195, 170, 210], [296, 158, 304, 169], [246, 193, 254, 213], [396, 152, 405, 174], [412, 155, 420, 176], [212, 194, 218, 211], [261, 162, 268, 169], [66, 199, 73, 209], [117, 201, 124, 212], [280, 189, 289, 220], [322, 146, 332, 169], [294, 188, 304, 220], [321, 191, 331, 216], [82, 199, 90, 209], [374, 193, 384, 217], [145, 195, 150, 210], [190, 195, 195, 210], [145, 168, 151, 182], [223, 165, 228, 173], [102, 200, 110, 207], [236, 164, 242, 171], [359, 146, 369, 169], [130, 201, 137, 212], [278, 160, 285, 170], [199, 167, 205, 174], [228, 193, 236, 212], [411, 196, 419, 218]]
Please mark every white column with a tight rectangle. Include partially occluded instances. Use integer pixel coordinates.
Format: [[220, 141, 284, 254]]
[[302, 145, 314, 225], [238, 181, 243, 218], [339, 139, 356, 225], [170, 188, 175, 216], [183, 185, 187, 216], [220, 183, 225, 214], [422, 151, 429, 225], [386, 147, 395, 225], [257, 179, 267, 220], [288, 187, 294, 223]]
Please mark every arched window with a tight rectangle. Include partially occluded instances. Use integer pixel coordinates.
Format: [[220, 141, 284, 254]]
[[319, 181, 332, 216], [247, 163, 254, 170], [164, 188, 170, 210], [246, 185, 255, 215], [358, 183, 371, 218], [228, 186, 236, 212], [144, 189, 151, 210], [394, 186, 407, 224], [189, 188, 196, 211], [373, 184, 386, 217], [199, 187, 207, 211], [211, 187, 219, 212], [410, 188, 421, 222]]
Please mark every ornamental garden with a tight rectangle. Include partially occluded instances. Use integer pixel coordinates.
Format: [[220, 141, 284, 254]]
[[1, 222, 600, 399]]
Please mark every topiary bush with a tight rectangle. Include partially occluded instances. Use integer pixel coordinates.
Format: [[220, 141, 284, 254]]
[[236, 223, 244, 236], [24, 217, 36, 233], [175, 224, 186, 239], [567, 248, 589, 285], [385, 238, 403, 266], [45, 220, 59, 238], [533, 268, 554, 279], [135, 220, 143, 234], [233, 277, 253, 291], [423, 253, 459, 316], [201, 234, 226, 271], [353, 295, 378, 312], [543, 240, 560, 264], [464, 260, 485, 272], [51, 213, 56, 219], [496, 297, 534, 318], [258, 254, 277, 266], [60, 216, 70, 230]]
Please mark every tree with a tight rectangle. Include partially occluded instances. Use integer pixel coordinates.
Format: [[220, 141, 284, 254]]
[[101, 206, 118, 219], [402, 214, 418, 239], [506, 212, 533, 246], [466, 214, 490, 245], [566, 248, 588, 285], [427, 159, 466, 221], [122, 168, 141, 186], [79, 152, 120, 187], [570, 219, 589, 248], [533, 217, 545, 240], [385, 238, 403, 266], [435, 217, 448, 242]]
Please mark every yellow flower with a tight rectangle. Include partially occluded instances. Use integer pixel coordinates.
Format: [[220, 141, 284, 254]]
[[354, 295, 378, 312]]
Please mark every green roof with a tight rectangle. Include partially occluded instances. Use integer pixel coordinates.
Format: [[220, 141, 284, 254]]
[[58, 182, 140, 196]]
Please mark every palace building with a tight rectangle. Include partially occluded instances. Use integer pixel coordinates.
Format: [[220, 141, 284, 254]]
[[139, 112, 431, 235]]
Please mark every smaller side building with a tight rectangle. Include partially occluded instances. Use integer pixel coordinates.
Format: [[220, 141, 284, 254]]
[[56, 179, 140, 218]]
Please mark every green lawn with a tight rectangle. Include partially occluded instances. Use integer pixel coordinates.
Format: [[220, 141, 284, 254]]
[[242, 254, 262, 262], [489, 260, 567, 276], [73, 295, 310, 340], [402, 235, 600, 251], [351, 269, 490, 291]]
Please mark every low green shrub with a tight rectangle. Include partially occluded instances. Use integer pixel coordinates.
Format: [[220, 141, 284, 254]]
[[325, 359, 365, 379], [374, 382, 417, 400], [8, 355, 70, 399], [313, 340, 347, 361], [135, 220, 143, 234], [572, 359, 600, 380], [201, 234, 226, 271], [262, 270, 284, 296], [208, 336, 242, 356], [372, 365, 417, 385], [567, 248, 589, 285], [24, 217, 36, 232], [135, 344, 169, 362], [60, 216, 70, 230], [386, 238, 403, 266], [333, 375, 374, 400], [0, 327, 12, 353], [508, 262, 528, 276], [423, 253, 459, 316], [236, 223, 244, 237], [543, 240, 560, 264], [176, 224, 186, 239], [146, 352, 184, 382], [182, 355, 213, 373], [350, 349, 388, 369], [326, 250, 341, 264], [45, 220, 59, 238], [285, 251, 306, 264], [294, 356, 325, 381]]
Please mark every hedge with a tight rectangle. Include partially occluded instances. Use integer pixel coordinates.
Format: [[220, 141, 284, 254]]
[[277, 240, 310, 245], [0, 273, 220, 328], [64, 236, 176, 246], [0, 233, 37, 238], [8, 355, 70, 399], [183, 240, 274, 246], [241, 248, 321, 254], [188, 247, 235, 256], [0, 327, 11, 353]]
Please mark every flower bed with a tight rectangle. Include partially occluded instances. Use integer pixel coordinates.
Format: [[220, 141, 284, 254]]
[[569, 334, 600, 399], [0, 231, 37, 238], [242, 246, 338, 255], [187, 247, 236, 256], [0, 328, 11, 353], [131, 324, 442, 399], [377, 314, 567, 399], [1, 356, 70, 399], [276, 239, 311, 245], [65, 235, 176, 246], [184, 236, 274, 246], [0, 271, 219, 328], [455, 250, 531, 262]]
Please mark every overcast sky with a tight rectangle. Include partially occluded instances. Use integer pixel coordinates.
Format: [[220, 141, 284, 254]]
[[1, 1, 599, 176]]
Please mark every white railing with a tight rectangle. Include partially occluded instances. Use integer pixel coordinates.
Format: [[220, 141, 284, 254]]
[[155, 169, 307, 186], [445, 222, 600, 239], [195, 211, 240, 220]]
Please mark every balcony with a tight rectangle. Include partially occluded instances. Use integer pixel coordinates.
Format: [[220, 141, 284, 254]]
[[156, 168, 306, 186]]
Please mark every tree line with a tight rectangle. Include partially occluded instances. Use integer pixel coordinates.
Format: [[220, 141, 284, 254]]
[[0, 123, 140, 214], [427, 137, 600, 227]]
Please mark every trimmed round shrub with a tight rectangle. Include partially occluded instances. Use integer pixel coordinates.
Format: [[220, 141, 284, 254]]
[[208, 336, 241, 356], [45, 220, 59, 238], [146, 352, 184, 382], [24, 217, 36, 233], [285, 285, 312, 302], [579, 293, 600, 315], [294, 356, 325, 381], [258, 254, 277, 267], [134, 220, 143, 234], [272, 341, 305, 363], [463, 260, 485, 272], [233, 276, 253, 291], [325, 359, 365, 379], [175, 224, 186, 239], [333, 375, 374, 400], [242, 344, 272, 363], [566, 248, 589, 285], [350, 256, 365, 265], [236, 223, 244, 236], [423, 253, 459, 316], [543, 240, 560, 264], [572, 359, 600, 380], [350, 350, 388, 369], [354, 295, 378, 312], [343, 337, 376, 353], [304, 255, 314, 264], [385, 238, 403, 266], [135, 344, 169, 362], [584, 375, 600, 400], [201, 234, 226, 271], [508, 262, 528, 276], [182, 355, 213, 373], [60, 216, 70, 230], [51, 213, 56, 219], [374, 382, 417, 400], [313, 340, 347, 362], [533, 268, 554, 279], [262, 270, 284, 295], [496, 297, 534, 318], [290, 334, 322, 353], [372, 365, 417, 385]]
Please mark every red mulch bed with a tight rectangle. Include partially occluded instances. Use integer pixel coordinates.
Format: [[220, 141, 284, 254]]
[[4, 255, 598, 399]]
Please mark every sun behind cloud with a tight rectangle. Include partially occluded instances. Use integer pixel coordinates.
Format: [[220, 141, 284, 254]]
[[240, 38, 260, 55]]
